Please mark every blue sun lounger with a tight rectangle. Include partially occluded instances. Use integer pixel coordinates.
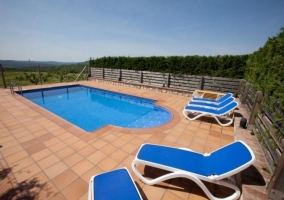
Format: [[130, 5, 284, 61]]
[[188, 97, 235, 110], [88, 168, 142, 200], [183, 101, 238, 126], [132, 141, 256, 200], [191, 93, 233, 105]]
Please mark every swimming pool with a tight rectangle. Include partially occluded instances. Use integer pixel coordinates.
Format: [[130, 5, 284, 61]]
[[18, 85, 172, 132]]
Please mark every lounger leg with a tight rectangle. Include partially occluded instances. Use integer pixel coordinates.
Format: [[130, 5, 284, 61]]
[[183, 110, 207, 121], [212, 116, 233, 127], [183, 110, 233, 127]]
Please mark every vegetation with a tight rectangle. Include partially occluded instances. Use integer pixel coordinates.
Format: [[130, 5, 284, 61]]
[[245, 27, 284, 106], [3, 63, 87, 73], [0, 71, 85, 87], [89, 55, 248, 78], [0, 62, 88, 87]]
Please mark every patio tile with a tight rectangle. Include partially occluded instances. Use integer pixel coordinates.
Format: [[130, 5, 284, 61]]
[[78, 192, 88, 200], [12, 130, 30, 139], [17, 134, 36, 143], [5, 150, 29, 165], [175, 138, 191, 147], [81, 166, 103, 183], [130, 137, 145, 146], [185, 125, 198, 132], [11, 156, 35, 173], [49, 142, 68, 153], [64, 136, 80, 145], [192, 137, 207, 146], [111, 138, 127, 148], [56, 146, 76, 159], [97, 157, 119, 172], [164, 135, 178, 143], [102, 133, 117, 142], [31, 148, 53, 161], [63, 153, 84, 167], [169, 129, 183, 138], [90, 139, 108, 149], [70, 140, 88, 151], [146, 133, 166, 144], [142, 184, 166, 200], [52, 169, 79, 190], [25, 143, 47, 155], [121, 154, 135, 170], [110, 149, 129, 162], [100, 144, 117, 155], [43, 137, 61, 147], [160, 140, 175, 147], [168, 179, 192, 199], [38, 154, 60, 170], [37, 132, 55, 142], [189, 142, 204, 153], [1, 135, 15, 143], [49, 193, 66, 200], [179, 133, 194, 141], [72, 159, 94, 176], [137, 134, 152, 141], [196, 127, 210, 135], [205, 140, 221, 150], [9, 127, 28, 135], [188, 185, 208, 200], [78, 145, 96, 158], [222, 134, 234, 141], [28, 172, 60, 199], [210, 124, 222, 132], [162, 191, 184, 200], [44, 161, 68, 179], [120, 133, 135, 141], [14, 163, 42, 183], [87, 151, 107, 165], [1, 145, 24, 157], [121, 142, 137, 154], [58, 132, 73, 141], [61, 178, 88, 200]]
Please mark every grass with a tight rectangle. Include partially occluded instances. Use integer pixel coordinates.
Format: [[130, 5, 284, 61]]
[[0, 71, 86, 88]]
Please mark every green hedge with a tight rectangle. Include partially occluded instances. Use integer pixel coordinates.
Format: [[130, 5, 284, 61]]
[[245, 28, 284, 106], [89, 55, 248, 79]]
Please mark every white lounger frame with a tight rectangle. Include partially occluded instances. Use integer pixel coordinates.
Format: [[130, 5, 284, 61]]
[[183, 102, 238, 127], [132, 141, 256, 200]]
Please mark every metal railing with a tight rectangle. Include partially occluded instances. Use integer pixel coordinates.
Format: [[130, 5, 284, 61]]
[[10, 82, 22, 95]]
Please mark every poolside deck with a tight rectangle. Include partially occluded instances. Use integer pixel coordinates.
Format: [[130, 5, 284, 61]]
[[0, 81, 271, 200]]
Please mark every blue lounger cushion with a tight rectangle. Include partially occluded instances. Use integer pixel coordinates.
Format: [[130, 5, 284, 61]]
[[192, 93, 233, 104], [136, 142, 253, 177], [184, 101, 238, 116], [188, 97, 235, 110], [89, 168, 142, 200]]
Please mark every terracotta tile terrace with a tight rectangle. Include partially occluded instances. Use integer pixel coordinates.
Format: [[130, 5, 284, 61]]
[[0, 81, 271, 199]]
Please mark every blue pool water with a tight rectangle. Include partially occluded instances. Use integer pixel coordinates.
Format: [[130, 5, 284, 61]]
[[18, 85, 172, 132]]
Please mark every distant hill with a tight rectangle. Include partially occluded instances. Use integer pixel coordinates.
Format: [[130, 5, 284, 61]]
[[0, 60, 86, 68]]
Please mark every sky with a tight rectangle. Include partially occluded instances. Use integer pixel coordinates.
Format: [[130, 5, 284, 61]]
[[0, 0, 284, 62]]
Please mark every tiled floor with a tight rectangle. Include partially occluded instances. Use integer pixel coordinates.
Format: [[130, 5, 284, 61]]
[[0, 81, 271, 199]]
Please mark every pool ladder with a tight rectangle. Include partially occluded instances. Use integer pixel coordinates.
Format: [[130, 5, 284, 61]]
[[10, 82, 22, 95]]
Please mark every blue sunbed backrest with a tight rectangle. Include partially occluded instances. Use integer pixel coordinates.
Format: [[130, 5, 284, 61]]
[[205, 141, 253, 176], [217, 97, 235, 108], [216, 101, 238, 115], [216, 93, 232, 103]]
